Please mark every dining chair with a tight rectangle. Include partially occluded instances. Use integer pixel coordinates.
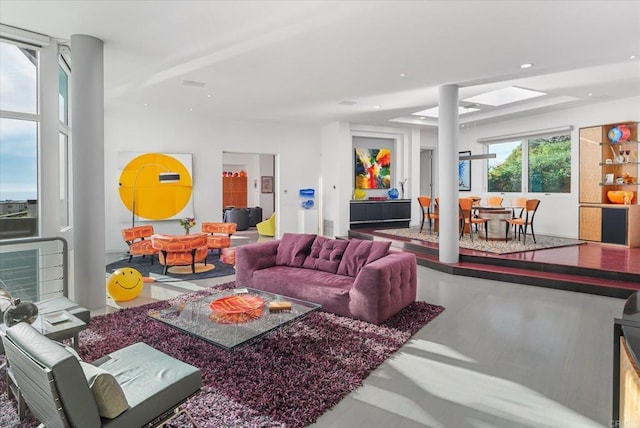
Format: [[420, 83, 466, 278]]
[[504, 199, 540, 244], [508, 197, 528, 236], [486, 196, 504, 207], [459, 198, 489, 241], [417, 196, 438, 233]]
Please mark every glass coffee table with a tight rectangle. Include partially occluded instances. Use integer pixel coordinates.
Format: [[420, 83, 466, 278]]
[[148, 288, 321, 350]]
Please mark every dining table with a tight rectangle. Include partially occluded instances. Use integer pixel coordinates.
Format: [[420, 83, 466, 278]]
[[473, 206, 514, 240]]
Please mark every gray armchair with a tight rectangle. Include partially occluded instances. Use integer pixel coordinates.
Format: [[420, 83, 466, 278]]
[[1, 322, 202, 427]]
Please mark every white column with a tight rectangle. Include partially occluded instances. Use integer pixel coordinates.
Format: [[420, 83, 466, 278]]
[[438, 84, 460, 263], [71, 34, 105, 309], [39, 41, 59, 236]]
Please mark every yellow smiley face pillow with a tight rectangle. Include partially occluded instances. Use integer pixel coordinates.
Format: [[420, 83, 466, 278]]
[[107, 268, 144, 302]]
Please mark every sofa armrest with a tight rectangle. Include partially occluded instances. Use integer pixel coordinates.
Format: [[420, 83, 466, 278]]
[[235, 240, 280, 286], [349, 251, 417, 325]]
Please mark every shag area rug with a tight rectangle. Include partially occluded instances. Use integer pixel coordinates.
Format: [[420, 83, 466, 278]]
[[0, 283, 444, 428], [374, 227, 585, 255], [106, 253, 235, 281]]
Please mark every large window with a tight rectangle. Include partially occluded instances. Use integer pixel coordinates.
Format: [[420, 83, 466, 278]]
[[0, 40, 40, 238], [59, 61, 71, 229], [486, 133, 571, 194]]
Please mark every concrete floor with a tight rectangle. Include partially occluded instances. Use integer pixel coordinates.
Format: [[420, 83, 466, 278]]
[[101, 230, 625, 428]]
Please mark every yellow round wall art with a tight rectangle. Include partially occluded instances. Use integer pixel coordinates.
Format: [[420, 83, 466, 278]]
[[106, 267, 144, 302], [118, 153, 192, 220]]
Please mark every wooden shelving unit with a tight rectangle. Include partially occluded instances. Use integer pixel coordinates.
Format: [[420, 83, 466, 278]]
[[579, 121, 639, 247]]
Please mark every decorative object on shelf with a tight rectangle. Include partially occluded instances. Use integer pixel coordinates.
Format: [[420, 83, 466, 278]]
[[179, 216, 196, 234], [608, 126, 623, 143], [354, 147, 391, 189], [399, 178, 407, 199], [387, 188, 399, 199], [239, 170, 247, 177], [106, 267, 145, 302], [618, 124, 631, 142], [607, 191, 635, 205], [353, 188, 366, 200], [299, 188, 315, 209], [605, 174, 614, 184]]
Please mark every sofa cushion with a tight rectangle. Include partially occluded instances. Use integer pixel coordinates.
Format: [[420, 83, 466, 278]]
[[302, 236, 349, 274], [336, 239, 391, 277], [275, 233, 316, 267], [79, 361, 129, 419]]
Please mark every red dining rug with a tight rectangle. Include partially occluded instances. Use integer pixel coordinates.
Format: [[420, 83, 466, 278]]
[[0, 282, 444, 428]]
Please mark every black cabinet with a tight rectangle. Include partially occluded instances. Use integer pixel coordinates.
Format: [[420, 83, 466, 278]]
[[602, 207, 628, 245], [350, 200, 411, 229]]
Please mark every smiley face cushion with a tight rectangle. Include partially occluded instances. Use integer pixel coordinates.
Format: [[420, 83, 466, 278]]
[[106, 268, 144, 301]]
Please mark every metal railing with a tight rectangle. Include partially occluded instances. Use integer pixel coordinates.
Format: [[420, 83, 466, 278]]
[[0, 237, 68, 303]]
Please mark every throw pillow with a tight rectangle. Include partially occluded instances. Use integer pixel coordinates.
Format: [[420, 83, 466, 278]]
[[302, 236, 349, 274], [79, 361, 129, 419], [336, 239, 391, 277], [275, 233, 317, 267]]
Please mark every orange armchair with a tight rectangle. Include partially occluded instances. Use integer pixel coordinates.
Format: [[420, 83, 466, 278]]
[[151, 234, 209, 275], [201, 222, 237, 257], [121, 225, 158, 264]]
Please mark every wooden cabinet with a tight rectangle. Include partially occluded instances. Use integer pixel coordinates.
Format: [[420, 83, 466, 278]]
[[579, 204, 640, 246], [350, 200, 411, 229], [579, 122, 639, 247], [222, 176, 247, 208]]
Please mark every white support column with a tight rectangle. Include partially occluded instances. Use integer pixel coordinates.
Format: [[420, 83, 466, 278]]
[[39, 41, 59, 236], [71, 34, 105, 309], [438, 84, 460, 263]]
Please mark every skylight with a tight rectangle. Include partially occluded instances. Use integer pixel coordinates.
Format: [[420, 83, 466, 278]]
[[412, 105, 479, 118], [462, 86, 545, 107]]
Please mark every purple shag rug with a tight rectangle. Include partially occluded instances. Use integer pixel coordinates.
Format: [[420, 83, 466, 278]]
[[0, 282, 444, 427]]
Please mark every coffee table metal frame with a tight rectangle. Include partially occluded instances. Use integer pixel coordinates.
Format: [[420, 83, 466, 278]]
[[148, 287, 321, 350]]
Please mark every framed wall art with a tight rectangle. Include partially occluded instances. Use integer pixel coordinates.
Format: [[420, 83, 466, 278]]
[[459, 151, 471, 191], [261, 176, 273, 193]]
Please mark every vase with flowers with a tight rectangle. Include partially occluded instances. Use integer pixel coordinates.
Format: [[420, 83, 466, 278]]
[[179, 217, 196, 234]]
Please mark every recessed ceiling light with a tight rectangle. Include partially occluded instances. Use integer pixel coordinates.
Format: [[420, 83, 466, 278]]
[[189, 107, 193, 111], [207, 94, 213, 98], [520, 63, 533, 69], [419, 117, 426, 120], [400, 73, 406, 77], [630, 55, 637, 60], [373, 105, 381, 109], [143, 103, 148, 107], [588, 92, 593, 97], [183, 80, 205, 88]]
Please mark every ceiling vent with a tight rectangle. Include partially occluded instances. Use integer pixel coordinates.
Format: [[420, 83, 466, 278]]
[[182, 80, 205, 88], [338, 100, 357, 105]]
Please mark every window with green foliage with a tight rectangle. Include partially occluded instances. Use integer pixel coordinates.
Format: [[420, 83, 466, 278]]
[[486, 134, 571, 193]]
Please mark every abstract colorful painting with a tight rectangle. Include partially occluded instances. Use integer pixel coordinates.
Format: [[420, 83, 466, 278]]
[[354, 148, 391, 189]]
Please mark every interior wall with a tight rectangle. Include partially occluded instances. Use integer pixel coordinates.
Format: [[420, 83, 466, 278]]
[[104, 101, 320, 253], [458, 96, 640, 238], [259, 154, 275, 219]]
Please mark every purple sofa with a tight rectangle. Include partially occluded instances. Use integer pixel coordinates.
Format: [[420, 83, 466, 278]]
[[235, 233, 417, 325]]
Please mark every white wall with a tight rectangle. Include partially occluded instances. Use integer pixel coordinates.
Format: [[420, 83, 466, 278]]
[[458, 96, 640, 238], [104, 101, 320, 253]]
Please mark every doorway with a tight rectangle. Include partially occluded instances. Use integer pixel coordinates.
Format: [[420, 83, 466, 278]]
[[420, 149, 434, 198]]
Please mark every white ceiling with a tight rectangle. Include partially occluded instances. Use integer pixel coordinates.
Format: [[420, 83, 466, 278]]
[[1, 0, 639, 127]]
